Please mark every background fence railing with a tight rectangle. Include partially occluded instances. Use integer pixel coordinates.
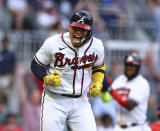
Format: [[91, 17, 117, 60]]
[[104, 40, 160, 68]]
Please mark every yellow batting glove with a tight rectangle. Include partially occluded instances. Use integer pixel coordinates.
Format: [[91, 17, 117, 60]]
[[43, 72, 61, 87], [89, 82, 102, 97]]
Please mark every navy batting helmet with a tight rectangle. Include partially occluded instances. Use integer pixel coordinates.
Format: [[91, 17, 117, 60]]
[[124, 52, 141, 80], [69, 10, 93, 45], [124, 52, 141, 66], [70, 10, 93, 30]]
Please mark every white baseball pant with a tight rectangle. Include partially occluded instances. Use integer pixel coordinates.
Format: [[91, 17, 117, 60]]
[[40, 90, 97, 131]]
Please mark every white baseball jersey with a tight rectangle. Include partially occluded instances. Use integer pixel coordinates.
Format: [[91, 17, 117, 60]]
[[35, 32, 104, 96], [111, 74, 150, 126]]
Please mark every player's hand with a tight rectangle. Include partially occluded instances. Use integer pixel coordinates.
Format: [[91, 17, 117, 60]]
[[43, 72, 61, 87], [89, 82, 102, 97]]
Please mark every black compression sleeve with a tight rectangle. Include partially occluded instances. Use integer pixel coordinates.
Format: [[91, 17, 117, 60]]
[[31, 59, 47, 81]]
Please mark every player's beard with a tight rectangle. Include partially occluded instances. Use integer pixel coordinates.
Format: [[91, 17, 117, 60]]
[[124, 68, 139, 81]]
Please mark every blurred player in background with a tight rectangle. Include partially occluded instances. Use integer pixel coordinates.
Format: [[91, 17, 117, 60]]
[[31, 10, 105, 131], [102, 52, 151, 131]]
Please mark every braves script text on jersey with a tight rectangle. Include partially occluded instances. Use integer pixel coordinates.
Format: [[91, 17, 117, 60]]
[[35, 32, 104, 95]]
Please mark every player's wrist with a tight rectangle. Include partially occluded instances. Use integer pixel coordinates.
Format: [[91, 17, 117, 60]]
[[94, 82, 103, 90]]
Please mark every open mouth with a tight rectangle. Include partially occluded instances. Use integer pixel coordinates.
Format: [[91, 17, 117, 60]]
[[73, 35, 83, 43], [74, 35, 82, 40]]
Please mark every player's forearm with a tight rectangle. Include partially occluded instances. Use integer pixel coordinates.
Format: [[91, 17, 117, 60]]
[[89, 64, 105, 97], [110, 89, 138, 110], [110, 89, 129, 106], [31, 59, 47, 81], [92, 64, 105, 83]]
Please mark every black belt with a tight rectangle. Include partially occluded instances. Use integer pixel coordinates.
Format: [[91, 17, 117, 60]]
[[120, 123, 138, 129], [46, 90, 81, 98], [60, 94, 81, 98]]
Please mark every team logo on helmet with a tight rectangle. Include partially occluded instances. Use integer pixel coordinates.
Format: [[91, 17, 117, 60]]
[[127, 56, 133, 62], [77, 17, 85, 24], [125, 52, 140, 65]]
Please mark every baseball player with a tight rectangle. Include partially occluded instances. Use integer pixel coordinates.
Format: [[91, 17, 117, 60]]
[[31, 10, 105, 131], [102, 52, 151, 131]]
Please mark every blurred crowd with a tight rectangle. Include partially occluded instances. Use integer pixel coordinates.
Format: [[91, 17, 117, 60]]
[[0, 0, 160, 131], [0, 0, 160, 40], [0, 36, 42, 131]]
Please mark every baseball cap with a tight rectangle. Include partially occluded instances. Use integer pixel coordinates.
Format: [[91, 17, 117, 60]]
[[155, 104, 160, 115]]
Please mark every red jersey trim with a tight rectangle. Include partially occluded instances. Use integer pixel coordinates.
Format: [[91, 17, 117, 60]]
[[81, 38, 93, 96], [61, 33, 77, 95], [40, 90, 46, 131], [34, 55, 47, 67]]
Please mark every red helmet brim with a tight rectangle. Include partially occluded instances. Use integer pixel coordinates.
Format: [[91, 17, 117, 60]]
[[69, 22, 93, 30]]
